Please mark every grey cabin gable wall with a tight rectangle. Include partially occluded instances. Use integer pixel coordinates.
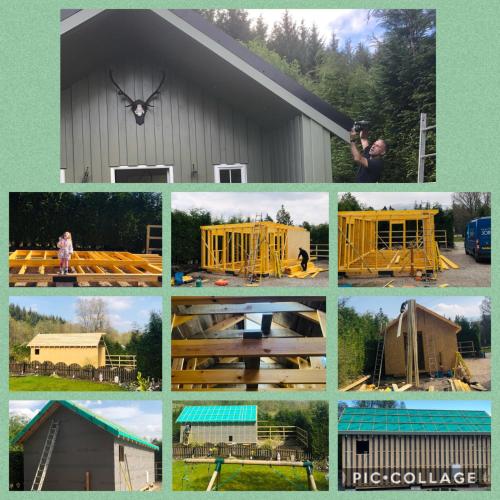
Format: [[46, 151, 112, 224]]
[[263, 115, 332, 183], [61, 65, 266, 183], [23, 406, 115, 491], [113, 440, 155, 491]]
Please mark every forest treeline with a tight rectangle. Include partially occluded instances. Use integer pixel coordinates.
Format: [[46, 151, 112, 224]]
[[338, 298, 491, 387], [9, 192, 161, 252], [338, 192, 491, 245], [9, 300, 162, 379], [199, 9, 436, 182], [172, 401, 328, 459], [171, 206, 328, 266]]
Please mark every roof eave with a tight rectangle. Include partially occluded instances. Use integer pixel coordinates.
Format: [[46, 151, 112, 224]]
[[61, 8, 352, 141]]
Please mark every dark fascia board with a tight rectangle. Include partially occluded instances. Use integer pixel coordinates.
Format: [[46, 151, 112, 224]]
[[60, 9, 81, 21], [61, 8, 353, 140], [170, 9, 353, 134]]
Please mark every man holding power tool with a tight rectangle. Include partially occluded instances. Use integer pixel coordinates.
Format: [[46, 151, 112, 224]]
[[350, 120, 387, 183]]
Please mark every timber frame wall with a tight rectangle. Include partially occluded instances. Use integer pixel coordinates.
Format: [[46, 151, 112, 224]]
[[341, 433, 491, 489], [338, 209, 440, 275], [201, 222, 308, 276]]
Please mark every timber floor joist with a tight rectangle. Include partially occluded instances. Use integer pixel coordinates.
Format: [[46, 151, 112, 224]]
[[171, 299, 326, 392], [9, 250, 162, 287]]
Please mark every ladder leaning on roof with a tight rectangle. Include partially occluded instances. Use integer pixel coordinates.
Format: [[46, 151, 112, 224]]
[[31, 419, 60, 491]]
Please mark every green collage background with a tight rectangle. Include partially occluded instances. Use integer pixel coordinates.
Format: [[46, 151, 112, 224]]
[[1, 0, 498, 498]]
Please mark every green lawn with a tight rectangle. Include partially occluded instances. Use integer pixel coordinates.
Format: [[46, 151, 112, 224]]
[[172, 461, 328, 491], [9, 376, 127, 392]]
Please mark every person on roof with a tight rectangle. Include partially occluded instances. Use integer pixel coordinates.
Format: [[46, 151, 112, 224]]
[[298, 247, 309, 272], [350, 127, 387, 183]]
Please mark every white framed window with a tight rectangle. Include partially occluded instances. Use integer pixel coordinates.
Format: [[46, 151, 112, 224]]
[[60, 169, 66, 183], [110, 165, 174, 183], [214, 163, 247, 183]]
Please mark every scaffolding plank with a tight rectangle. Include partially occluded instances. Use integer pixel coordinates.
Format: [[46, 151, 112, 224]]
[[172, 338, 326, 358], [179, 302, 314, 315], [171, 369, 326, 385]]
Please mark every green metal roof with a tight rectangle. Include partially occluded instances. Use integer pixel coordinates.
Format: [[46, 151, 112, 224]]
[[11, 401, 159, 451], [338, 407, 491, 435], [177, 405, 257, 424]]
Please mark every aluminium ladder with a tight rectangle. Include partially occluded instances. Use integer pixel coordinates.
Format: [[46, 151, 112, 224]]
[[31, 420, 60, 491], [417, 112, 436, 183], [372, 326, 387, 387]]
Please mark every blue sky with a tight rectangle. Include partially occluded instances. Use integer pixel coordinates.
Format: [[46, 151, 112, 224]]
[[247, 9, 385, 50], [342, 296, 487, 320], [9, 296, 162, 333], [9, 400, 162, 441], [341, 400, 491, 414]]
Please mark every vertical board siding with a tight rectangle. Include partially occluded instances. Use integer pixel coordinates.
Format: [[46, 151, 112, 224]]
[[265, 115, 304, 183], [61, 66, 264, 183], [342, 434, 491, 489], [302, 115, 332, 183]]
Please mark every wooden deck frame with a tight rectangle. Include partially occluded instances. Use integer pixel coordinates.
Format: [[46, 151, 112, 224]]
[[9, 250, 162, 287], [200, 221, 309, 276], [338, 209, 440, 276], [171, 299, 326, 392]]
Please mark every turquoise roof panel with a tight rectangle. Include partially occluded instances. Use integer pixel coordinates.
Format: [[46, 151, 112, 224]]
[[339, 407, 490, 434], [11, 401, 159, 451], [177, 405, 257, 424]]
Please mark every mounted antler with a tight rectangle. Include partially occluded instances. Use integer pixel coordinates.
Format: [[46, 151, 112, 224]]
[[109, 70, 165, 125]]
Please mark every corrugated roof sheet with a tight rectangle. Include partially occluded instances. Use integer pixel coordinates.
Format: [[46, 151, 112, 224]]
[[11, 401, 159, 451], [177, 405, 257, 423], [27, 333, 104, 347], [338, 407, 491, 434]]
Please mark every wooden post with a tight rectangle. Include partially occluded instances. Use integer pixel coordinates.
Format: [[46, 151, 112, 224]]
[[206, 469, 219, 491], [85, 471, 91, 491]]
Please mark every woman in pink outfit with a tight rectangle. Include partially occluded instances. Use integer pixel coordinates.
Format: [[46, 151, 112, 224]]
[[57, 231, 73, 274]]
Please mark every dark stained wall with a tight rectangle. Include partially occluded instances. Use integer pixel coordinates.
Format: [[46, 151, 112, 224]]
[[341, 433, 491, 489], [23, 406, 115, 491]]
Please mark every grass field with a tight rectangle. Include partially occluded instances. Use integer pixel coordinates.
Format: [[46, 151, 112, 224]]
[[9, 376, 127, 391], [172, 461, 329, 491]]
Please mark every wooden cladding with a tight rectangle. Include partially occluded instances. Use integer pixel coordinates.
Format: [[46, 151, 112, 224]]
[[341, 434, 491, 489]]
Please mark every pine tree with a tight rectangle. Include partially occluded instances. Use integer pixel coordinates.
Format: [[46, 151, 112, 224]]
[[252, 14, 268, 42], [276, 205, 293, 225]]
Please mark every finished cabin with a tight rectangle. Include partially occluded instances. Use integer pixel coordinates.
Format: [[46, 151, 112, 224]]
[[27, 333, 107, 368], [384, 303, 461, 377], [60, 9, 352, 184], [339, 407, 491, 489], [177, 405, 258, 445], [12, 400, 159, 491], [200, 221, 310, 276], [338, 209, 440, 276]]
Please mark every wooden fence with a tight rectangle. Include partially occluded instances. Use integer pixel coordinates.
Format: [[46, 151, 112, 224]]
[[9, 361, 137, 383], [310, 243, 329, 260], [173, 444, 311, 461]]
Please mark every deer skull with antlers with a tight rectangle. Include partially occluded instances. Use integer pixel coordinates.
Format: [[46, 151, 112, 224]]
[[109, 70, 165, 125]]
